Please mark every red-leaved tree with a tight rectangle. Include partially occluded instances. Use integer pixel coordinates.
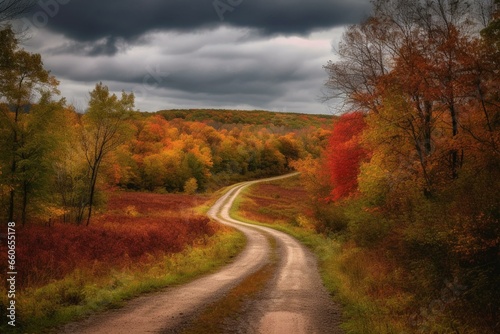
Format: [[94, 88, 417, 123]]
[[326, 112, 369, 201]]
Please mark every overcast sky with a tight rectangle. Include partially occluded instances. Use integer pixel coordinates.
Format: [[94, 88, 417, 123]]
[[15, 0, 371, 114]]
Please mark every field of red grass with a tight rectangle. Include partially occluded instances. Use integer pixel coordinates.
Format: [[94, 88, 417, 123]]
[[237, 178, 313, 225], [0, 191, 216, 290]]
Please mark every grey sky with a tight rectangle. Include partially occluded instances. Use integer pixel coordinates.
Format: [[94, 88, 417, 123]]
[[16, 0, 371, 114]]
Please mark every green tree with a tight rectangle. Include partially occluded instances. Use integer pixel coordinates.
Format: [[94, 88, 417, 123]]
[[79, 83, 134, 225], [0, 26, 61, 224], [182, 152, 208, 191], [51, 107, 89, 223], [277, 134, 301, 170], [183, 177, 198, 195]]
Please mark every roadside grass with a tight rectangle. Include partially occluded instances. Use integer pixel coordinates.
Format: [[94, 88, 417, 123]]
[[0, 191, 246, 334], [0, 227, 245, 333], [231, 175, 412, 334]]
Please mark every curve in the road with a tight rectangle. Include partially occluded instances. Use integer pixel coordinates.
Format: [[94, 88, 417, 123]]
[[62, 173, 343, 334], [208, 173, 344, 333]]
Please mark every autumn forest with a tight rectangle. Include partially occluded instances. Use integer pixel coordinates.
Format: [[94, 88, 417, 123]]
[[1, 0, 499, 333]]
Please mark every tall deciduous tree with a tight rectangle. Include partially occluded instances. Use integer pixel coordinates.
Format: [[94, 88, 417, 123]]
[[324, 0, 496, 195], [79, 83, 134, 225], [0, 26, 60, 225]]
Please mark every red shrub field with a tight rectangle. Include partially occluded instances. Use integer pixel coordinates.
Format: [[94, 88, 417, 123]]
[[237, 178, 313, 226], [0, 192, 216, 290]]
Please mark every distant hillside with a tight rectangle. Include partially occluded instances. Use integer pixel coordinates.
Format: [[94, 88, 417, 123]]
[[156, 109, 334, 129]]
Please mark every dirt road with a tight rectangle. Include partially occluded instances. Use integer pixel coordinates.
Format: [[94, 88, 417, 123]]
[[61, 174, 343, 333]]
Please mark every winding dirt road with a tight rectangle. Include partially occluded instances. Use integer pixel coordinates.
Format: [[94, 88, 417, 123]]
[[61, 174, 343, 334]]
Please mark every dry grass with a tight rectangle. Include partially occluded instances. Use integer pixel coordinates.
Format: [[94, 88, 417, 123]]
[[236, 177, 313, 226], [1, 191, 216, 291]]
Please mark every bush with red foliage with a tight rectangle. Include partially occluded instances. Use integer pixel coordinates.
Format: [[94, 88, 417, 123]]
[[0, 192, 215, 289]]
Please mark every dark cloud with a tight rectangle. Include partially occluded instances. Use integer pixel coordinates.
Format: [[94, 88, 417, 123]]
[[34, 26, 337, 113], [43, 29, 318, 98], [19, 1, 371, 113], [24, 0, 369, 55]]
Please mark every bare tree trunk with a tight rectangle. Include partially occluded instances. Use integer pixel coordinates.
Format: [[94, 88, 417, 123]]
[[7, 104, 20, 223], [21, 181, 28, 226], [8, 143, 16, 222], [86, 165, 99, 226]]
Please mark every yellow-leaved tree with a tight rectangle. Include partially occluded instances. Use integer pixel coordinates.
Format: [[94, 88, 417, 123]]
[[78, 83, 134, 225]]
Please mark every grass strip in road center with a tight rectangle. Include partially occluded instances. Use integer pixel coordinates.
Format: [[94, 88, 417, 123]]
[[180, 234, 278, 334]]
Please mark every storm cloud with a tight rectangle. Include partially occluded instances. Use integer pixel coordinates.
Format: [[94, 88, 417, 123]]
[[39, 1, 369, 43], [18, 0, 371, 113]]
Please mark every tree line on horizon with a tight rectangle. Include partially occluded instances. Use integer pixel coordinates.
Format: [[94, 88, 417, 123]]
[[0, 26, 331, 227]]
